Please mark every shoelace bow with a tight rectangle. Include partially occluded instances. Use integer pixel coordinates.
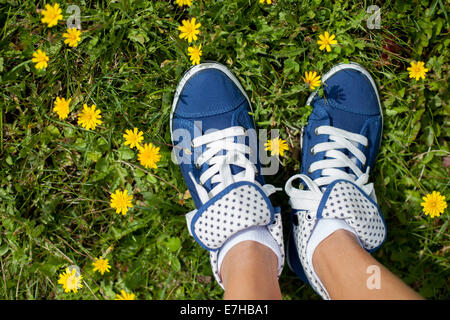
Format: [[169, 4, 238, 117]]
[[189, 126, 278, 204], [286, 125, 374, 211]]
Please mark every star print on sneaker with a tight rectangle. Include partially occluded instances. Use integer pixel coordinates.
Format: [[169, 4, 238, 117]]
[[170, 62, 284, 288], [285, 63, 387, 299]]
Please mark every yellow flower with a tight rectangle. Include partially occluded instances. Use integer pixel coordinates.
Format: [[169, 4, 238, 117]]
[[259, 0, 272, 4], [77, 104, 102, 130], [265, 137, 289, 157], [41, 3, 63, 28], [188, 44, 202, 65], [407, 61, 429, 81], [175, 0, 192, 6], [138, 143, 161, 169], [123, 128, 144, 149], [317, 31, 338, 52], [178, 18, 201, 43], [421, 191, 447, 218], [115, 290, 135, 300], [63, 27, 82, 47], [92, 257, 111, 275], [110, 189, 133, 216], [57, 267, 83, 293], [53, 97, 71, 120], [32, 49, 49, 70], [303, 71, 321, 90]]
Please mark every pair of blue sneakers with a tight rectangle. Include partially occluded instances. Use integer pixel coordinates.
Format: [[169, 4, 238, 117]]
[[170, 62, 387, 299]]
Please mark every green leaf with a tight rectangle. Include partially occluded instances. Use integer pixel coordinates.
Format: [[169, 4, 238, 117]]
[[386, 106, 409, 116], [32, 224, 45, 238], [170, 256, 181, 272], [0, 245, 9, 257], [283, 59, 300, 74], [125, 260, 144, 290], [146, 174, 157, 184], [45, 125, 60, 137], [165, 237, 181, 252], [117, 147, 135, 160], [95, 156, 110, 173], [422, 152, 434, 165], [86, 150, 102, 162], [128, 28, 149, 45], [96, 137, 109, 153], [5, 155, 13, 165], [73, 138, 87, 150], [38, 256, 65, 277]]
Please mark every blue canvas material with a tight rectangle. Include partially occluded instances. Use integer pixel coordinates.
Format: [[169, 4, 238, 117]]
[[171, 67, 265, 208], [288, 64, 385, 283], [301, 69, 382, 181]]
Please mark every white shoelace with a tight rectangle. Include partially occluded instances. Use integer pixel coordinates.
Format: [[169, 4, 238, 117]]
[[286, 125, 374, 211], [189, 126, 278, 204]]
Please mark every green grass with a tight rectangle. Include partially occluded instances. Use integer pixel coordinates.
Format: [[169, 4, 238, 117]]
[[0, 0, 448, 300]]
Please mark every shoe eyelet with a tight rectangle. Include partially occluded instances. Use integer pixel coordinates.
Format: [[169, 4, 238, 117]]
[[310, 148, 315, 155], [314, 128, 319, 136], [306, 213, 313, 221], [195, 163, 201, 169]]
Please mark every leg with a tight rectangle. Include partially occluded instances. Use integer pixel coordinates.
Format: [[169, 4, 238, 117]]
[[284, 63, 417, 299], [313, 230, 423, 300], [171, 63, 284, 299], [220, 241, 282, 300]]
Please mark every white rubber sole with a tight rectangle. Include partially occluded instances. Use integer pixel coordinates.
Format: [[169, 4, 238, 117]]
[[169, 62, 252, 143]]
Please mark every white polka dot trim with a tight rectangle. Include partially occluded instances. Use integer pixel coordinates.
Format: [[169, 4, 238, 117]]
[[293, 180, 386, 299], [190, 183, 275, 251], [320, 182, 386, 250]]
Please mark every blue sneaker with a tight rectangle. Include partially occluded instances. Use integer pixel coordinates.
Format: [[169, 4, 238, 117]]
[[284, 63, 387, 299], [170, 62, 284, 287]]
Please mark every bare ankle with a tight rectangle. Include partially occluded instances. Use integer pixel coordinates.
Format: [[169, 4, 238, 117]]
[[312, 229, 362, 285], [220, 241, 281, 299], [314, 229, 359, 260], [221, 240, 277, 279]]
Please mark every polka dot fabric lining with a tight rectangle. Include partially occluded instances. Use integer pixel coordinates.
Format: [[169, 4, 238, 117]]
[[294, 180, 386, 299], [191, 184, 275, 251]]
